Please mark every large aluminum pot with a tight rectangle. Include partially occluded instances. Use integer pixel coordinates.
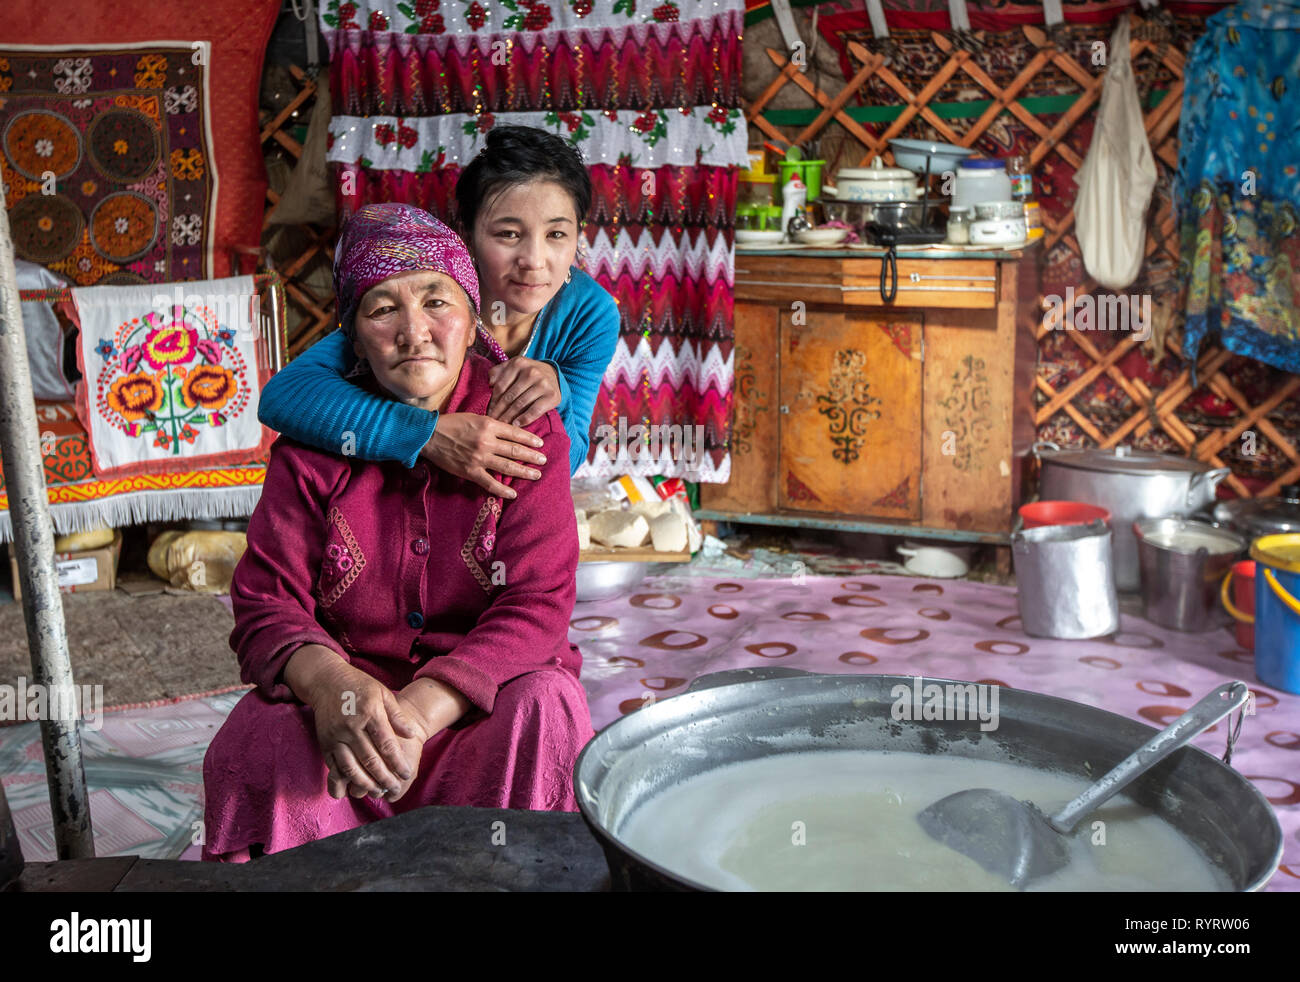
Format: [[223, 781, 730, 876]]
[[574, 673, 1281, 891], [1034, 442, 1230, 591]]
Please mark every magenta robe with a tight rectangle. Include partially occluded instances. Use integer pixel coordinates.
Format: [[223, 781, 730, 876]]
[[202, 352, 593, 862]]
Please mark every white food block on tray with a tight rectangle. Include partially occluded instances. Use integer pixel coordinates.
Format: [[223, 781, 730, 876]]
[[588, 510, 650, 548], [649, 512, 688, 552]]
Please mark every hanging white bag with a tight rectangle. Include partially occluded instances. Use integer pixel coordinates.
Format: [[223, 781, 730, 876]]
[[1074, 15, 1156, 291]]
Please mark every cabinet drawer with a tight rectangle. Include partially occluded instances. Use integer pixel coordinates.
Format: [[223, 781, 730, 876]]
[[841, 258, 998, 309]]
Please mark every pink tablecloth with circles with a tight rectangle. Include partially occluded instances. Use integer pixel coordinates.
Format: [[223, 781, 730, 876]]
[[569, 572, 1300, 891]]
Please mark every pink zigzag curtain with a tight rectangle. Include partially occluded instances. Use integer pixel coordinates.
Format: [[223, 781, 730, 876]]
[[319, 0, 747, 481]]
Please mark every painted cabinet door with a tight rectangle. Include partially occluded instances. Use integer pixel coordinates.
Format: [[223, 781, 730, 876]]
[[700, 301, 779, 513], [778, 308, 923, 518]]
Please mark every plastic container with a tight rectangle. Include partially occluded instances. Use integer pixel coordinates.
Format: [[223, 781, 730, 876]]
[[1250, 534, 1300, 694], [757, 204, 783, 231], [777, 160, 825, 202], [952, 158, 1012, 210], [1019, 501, 1111, 528], [1220, 559, 1257, 651]]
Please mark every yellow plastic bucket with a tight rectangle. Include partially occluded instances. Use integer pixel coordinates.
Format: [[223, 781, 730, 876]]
[[1250, 534, 1300, 694]]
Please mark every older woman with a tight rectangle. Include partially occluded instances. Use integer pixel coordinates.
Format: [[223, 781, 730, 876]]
[[257, 125, 621, 493], [202, 204, 593, 862]]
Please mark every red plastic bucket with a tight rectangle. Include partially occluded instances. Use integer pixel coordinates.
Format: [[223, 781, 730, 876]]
[[1019, 501, 1111, 528], [1220, 559, 1256, 651]]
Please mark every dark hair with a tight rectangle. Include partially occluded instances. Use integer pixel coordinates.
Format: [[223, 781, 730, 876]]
[[454, 125, 591, 238]]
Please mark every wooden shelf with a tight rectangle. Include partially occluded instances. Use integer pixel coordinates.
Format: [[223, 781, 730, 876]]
[[578, 546, 691, 563]]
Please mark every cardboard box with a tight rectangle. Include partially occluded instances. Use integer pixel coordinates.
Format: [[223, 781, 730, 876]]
[[8, 530, 123, 601]]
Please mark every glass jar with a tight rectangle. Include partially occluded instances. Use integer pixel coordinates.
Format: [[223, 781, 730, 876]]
[[1006, 155, 1033, 201], [947, 207, 971, 245]]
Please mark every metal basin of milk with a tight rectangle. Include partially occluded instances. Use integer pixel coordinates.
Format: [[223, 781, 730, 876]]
[[617, 750, 1229, 891]]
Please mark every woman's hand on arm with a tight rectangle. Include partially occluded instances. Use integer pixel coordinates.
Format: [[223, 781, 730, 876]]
[[420, 413, 547, 500], [486, 357, 562, 427], [283, 643, 423, 800]]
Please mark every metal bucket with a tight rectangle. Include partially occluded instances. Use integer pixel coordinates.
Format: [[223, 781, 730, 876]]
[[573, 673, 1282, 891], [1134, 518, 1245, 632], [1011, 519, 1118, 639]]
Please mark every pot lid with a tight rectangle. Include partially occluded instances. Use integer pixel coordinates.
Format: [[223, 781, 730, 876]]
[[1038, 445, 1216, 476], [836, 158, 917, 182], [1214, 497, 1300, 536]]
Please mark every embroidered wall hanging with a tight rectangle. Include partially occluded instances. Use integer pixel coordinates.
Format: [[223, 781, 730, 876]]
[[8, 0, 282, 281], [0, 44, 216, 285], [67, 276, 273, 478]]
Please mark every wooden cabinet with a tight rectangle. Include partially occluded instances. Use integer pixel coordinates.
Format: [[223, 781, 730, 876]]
[[702, 249, 1040, 540]]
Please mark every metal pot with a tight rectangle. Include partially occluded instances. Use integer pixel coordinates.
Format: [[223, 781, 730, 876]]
[[1213, 493, 1300, 538], [1034, 443, 1231, 591], [1133, 518, 1246, 632], [574, 673, 1281, 891], [822, 199, 944, 237]]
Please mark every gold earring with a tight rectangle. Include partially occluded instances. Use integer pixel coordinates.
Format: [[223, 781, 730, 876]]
[[565, 268, 572, 284]]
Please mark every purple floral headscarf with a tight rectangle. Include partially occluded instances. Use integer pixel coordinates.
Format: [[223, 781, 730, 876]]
[[333, 202, 481, 341]]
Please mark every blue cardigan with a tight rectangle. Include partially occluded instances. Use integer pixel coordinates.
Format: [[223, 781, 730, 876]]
[[258, 267, 620, 475]]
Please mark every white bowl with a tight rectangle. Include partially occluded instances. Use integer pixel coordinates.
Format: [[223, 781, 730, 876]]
[[736, 229, 785, 244], [896, 544, 970, 578], [794, 228, 849, 247]]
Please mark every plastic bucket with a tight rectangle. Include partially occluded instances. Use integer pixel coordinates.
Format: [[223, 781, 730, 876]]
[[1251, 534, 1300, 694], [1220, 559, 1256, 651], [1019, 501, 1111, 529]]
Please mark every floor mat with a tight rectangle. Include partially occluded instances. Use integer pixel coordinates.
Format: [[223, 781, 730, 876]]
[[4, 572, 1296, 890]]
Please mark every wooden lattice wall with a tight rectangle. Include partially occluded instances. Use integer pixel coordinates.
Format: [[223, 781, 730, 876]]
[[745, 15, 1300, 499], [259, 63, 339, 359]]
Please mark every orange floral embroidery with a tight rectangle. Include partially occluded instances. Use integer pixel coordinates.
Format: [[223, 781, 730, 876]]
[[181, 364, 236, 410], [107, 373, 163, 421]]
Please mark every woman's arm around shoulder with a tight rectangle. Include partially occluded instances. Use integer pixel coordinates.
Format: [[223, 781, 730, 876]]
[[258, 328, 437, 468]]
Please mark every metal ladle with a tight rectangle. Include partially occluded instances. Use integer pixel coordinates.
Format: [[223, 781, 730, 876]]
[[917, 680, 1251, 889]]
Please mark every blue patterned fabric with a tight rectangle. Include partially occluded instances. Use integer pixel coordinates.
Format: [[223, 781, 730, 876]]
[[1176, 0, 1300, 373]]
